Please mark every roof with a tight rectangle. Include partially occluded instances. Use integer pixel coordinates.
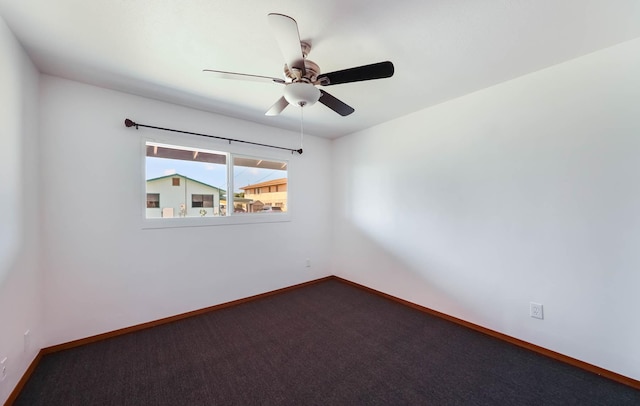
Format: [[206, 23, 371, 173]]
[[146, 173, 225, 192], [239, 178, 287, 190]]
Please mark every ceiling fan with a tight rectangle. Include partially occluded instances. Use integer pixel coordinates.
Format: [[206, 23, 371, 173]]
[[204, 13, 394, 117]]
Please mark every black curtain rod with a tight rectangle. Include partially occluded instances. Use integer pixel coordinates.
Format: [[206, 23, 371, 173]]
[[124, 118, 303, 155]]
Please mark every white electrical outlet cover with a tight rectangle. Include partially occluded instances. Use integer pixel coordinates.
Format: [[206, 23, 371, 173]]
[[0, 356, 7, 382], [530, 302, 544, 319]]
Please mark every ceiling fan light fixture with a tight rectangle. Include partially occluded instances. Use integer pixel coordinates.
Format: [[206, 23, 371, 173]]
[[284, 82, 321, 107], [204, 14, 394, 117]]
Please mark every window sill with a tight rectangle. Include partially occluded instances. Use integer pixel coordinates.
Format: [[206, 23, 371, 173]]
[[142, 213, 291, 229]]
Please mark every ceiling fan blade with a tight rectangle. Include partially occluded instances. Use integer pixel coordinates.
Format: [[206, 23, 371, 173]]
[[265, 96, 289, 116], [318, 90, 355, 116], [267, 13, 306, 76], [203, 69, 285, 84], [316, 61, 394, 86]]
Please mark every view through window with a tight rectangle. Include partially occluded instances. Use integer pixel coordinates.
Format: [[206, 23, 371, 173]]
[[233, 156, 288, 214], [145, 142, 288, 219]]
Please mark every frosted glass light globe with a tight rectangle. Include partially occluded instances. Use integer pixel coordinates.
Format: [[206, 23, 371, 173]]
[[284, 82, 321, 107]]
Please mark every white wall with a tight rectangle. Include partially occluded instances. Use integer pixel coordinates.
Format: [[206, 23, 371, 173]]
[[332, 38, 640, 380], [39, 76, 333, 347], [0, 16, 42, 404]]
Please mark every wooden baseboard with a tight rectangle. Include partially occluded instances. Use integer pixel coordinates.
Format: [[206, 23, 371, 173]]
[[42, 276, 333, 354], [4, 351, 43, 406], [5, 274, 638, 405], [333, 275, 640, 391]]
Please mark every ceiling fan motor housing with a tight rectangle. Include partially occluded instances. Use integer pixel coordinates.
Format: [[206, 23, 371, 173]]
[[284, 82, 321, 107], [284, 59, 320, 82]]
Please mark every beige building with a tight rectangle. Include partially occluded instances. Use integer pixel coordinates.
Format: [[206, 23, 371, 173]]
[[239, 178, 288, 212]]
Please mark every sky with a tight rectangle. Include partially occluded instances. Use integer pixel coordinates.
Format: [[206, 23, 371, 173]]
[[146, 156, 286, 194]]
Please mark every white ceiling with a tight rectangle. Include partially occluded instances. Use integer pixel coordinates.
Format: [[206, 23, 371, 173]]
[[1, 0, 639, 139]]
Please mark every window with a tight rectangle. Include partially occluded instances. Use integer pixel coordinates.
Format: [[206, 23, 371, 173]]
[[146, 193, 160, 208], [145, 141, 288, 226], [192, 194, 213, 208], [233, 156, 288, 214]]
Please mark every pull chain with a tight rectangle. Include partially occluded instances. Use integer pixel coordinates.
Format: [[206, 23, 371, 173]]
[[299, 105, 305, 151]]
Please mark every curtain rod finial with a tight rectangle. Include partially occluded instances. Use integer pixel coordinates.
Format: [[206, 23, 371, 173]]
[[124, 118, 136, 128], [297, 149, 303, 155]]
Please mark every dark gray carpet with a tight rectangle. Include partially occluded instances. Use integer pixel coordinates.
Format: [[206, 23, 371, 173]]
[[14, 279, 640, 405]]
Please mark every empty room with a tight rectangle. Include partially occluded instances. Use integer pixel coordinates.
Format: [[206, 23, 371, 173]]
[[1, 1, 639, 404]]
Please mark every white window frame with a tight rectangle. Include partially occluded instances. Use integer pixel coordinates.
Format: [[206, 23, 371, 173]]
[[141, 136, 291, 229]]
